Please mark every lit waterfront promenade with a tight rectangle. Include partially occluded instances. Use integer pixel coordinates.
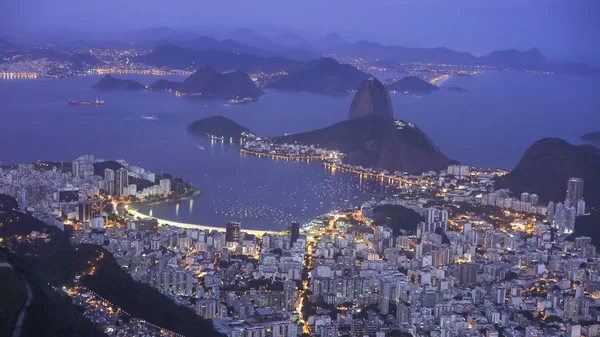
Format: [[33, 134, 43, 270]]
[[240, 148, 417, 186], [240, 148, 324, 161], [128, 210, 280, 236]]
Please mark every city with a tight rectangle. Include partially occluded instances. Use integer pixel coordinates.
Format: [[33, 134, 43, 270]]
[[0, 149, 597, 337]]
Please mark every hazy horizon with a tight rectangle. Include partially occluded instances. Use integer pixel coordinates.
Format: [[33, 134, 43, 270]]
[[2, 0, 600, 65]]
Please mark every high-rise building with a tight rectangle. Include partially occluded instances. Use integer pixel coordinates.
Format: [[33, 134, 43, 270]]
[[283, 280, 298, 312], [72, 160, 81, 178], [159, 179, 171, 195], [291, 222, 300, 245], [520, 192, 530, 203], [577, 199, 586, 216], [78, 198, 103, 222], [115, 168, 129, 195], [566, 177, 584, 203], [378, 278, 393, 315], [458, 263, 478, 286], [530, 194, 539, 206], [225, 222, 241, 243]]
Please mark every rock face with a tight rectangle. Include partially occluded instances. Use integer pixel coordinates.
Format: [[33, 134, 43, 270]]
[[348, 78, 394, 121], [275, 115, 452, 174], [495, 138, 600, 207]]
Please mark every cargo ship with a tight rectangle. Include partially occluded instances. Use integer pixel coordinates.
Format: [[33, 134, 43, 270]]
[[68, 98, 104, 106]]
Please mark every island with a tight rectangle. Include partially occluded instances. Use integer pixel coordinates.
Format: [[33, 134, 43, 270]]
[[91, 74, 146, 91], [150, 65, 263, 100], [386, 76, 440, 94], [266, 57, 371, 95], [188, 78, 453, 174], [188, 115, 250, 141]]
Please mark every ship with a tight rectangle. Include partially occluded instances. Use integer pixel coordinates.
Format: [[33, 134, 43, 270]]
[[68, 98, 104, 106]]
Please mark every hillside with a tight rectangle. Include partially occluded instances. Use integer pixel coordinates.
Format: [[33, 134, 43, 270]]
[[372, 204, 424, 235], [275, 115, 452, 174], [495, 138, 600, 207], [387, 76, 439, 94], [92, 74, 146, 91], [188, 115, 250, 140], [267, 57, 371, 95], [151, 65, 263, 99], [0, 194, 225, 337], [1, 250, 107, 337]]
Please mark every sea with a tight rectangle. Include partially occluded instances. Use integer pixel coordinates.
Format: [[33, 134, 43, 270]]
[[1, 71, 599, 230]]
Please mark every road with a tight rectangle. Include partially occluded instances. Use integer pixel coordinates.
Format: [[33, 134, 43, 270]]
[[11, 273, 32, 337]]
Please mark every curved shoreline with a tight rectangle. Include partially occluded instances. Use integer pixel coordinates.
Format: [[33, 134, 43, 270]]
[[127, 209, 280, 236]]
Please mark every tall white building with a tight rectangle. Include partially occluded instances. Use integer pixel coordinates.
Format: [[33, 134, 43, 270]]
[[160, 179, 172, 195]]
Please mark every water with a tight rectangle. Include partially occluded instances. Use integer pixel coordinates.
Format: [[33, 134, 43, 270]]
[[1, 72, 599, 229]]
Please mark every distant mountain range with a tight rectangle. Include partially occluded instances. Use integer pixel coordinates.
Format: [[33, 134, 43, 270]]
[[495, 138, 600, 207], [266, 57, 371, 94]]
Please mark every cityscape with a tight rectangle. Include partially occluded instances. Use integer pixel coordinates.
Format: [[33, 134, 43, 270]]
[[2, 2, 600, 337]]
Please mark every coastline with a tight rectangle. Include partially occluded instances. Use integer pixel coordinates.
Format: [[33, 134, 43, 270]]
[[126, 189, 201, 210], [126, 209, 280, 236]]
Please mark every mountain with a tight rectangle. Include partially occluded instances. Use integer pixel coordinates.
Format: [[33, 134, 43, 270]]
[[138, 44, 298, 72], [348, 78, 394, 121], [0, 194, 225, 337], [274, 78, 451, 173], [329, 40, 478, 65], [267, 57, 371, 95], [495, 138, 600, 207], [386, 76, 440, 94], [151, 65, 263, 99], [581, 132, 600, 147], [1, 250, 107, 337], [318, 33, 347, 49], [188, 116, 250, 140], [92, 74, 145, 91], [69, 53, 102, 71], [275, 115, 451, 174], [480, 48, 547, 69]]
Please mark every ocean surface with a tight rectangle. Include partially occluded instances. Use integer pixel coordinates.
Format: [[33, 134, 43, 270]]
[[1, 72, 599, 230]]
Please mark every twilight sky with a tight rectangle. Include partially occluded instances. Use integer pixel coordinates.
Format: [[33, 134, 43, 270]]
[[2, 0, 599, 64]]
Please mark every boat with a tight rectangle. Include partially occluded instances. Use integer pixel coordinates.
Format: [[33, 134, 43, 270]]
[[68, 98, 104, 106], [195, 145, 206, 150], [141, 115, 159, 120]]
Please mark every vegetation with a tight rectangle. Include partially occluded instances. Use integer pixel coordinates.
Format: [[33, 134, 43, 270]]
[[2, 249, 106, 337], [372, 204, 424, 235], [0, 267, 27, 337], [0, 194, 224, 337]]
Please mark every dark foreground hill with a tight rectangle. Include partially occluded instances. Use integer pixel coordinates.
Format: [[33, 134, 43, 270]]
[[275, 115, 452, 174], [0, 194, 225, 337], [495, 138, 600, 207]]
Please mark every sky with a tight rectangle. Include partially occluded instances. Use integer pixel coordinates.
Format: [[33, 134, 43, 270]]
[[2, 0, 600, 64]]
